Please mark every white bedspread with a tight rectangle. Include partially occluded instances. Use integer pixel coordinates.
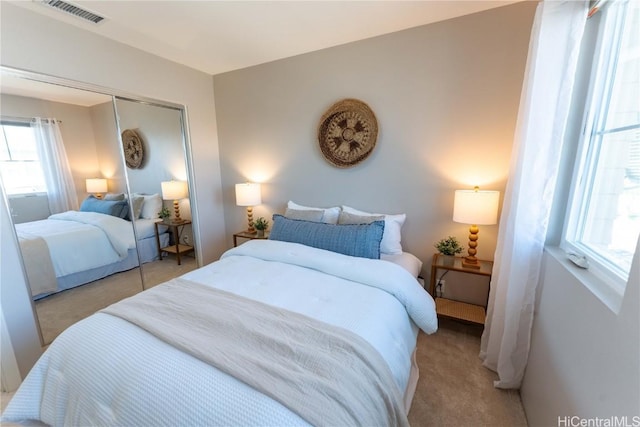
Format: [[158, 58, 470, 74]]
[[15, 211, 136, 277], [3, 240, 437, 426]]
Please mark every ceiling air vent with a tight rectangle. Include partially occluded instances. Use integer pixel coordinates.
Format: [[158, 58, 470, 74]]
[[40, 0, 105, 24]]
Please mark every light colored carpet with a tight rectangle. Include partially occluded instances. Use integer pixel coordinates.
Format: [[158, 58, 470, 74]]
[[408, 318, 528, 426], [35, 256, 198, 345]]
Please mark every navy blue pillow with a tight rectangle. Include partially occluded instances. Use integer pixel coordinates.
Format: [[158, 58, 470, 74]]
[[269, 214, 384, 259], [80, 196, 129, 219]]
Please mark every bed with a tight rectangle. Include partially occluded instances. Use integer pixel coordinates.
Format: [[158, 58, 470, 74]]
[[3, 203, 438, 426], [16, 206, 169, 299]]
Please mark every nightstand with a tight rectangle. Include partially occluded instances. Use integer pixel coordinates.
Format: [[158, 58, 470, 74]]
[[428, 253, 493, 325], [155, 219, 194, 265], [233, 231, 269, 247]]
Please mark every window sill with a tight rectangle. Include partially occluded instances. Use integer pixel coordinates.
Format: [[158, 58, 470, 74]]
[[7, 192, 47, 198], [544, 246, 623, 314]]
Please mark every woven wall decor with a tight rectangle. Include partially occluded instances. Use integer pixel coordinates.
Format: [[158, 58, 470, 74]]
[[121, 129, 145, 169], [318, 98, 378, 168]]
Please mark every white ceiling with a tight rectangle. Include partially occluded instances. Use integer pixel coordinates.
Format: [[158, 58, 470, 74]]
[[1, 74, 113, 107], [11, 0, 522, 76]]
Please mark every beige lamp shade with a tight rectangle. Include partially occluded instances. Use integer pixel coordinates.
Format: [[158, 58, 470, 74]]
[[86, 178, 108, 194], [235, 182, 262, 206], [235, 182, 262, 233], [161, 180, 188, 201], [161, 180, 188, 222], [453, 189, 500, 225]]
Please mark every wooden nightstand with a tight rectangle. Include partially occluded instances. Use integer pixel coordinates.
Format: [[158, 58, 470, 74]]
[[428, 253, 493, 325], [155, 219, 194, 265], [233, 231, 269, 247]]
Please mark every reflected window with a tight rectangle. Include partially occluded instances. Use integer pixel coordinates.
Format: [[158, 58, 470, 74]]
[[0, 123, 47, 195]]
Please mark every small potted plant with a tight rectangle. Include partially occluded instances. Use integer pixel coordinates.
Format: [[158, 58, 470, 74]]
[[434, 236, 463, 265], [158, 207, 171, 221], [253, 217, 269, 237]]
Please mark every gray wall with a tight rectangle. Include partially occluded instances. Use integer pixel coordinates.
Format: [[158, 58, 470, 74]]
[[214, 2, 537, 300]]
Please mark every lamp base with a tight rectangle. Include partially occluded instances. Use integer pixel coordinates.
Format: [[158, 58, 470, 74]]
[[462, 257, 481, 269], [463, 224, 481, 269], [173, 200, 182, 222], [246, 206, 255, 234]]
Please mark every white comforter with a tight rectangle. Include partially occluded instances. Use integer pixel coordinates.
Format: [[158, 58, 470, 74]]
[[3, 240, 437, 426], [15, 211, 136, 277]]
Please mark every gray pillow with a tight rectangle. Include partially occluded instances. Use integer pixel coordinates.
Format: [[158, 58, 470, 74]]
[[284, 208, 324, 222], [128, 196, 145, 220], [103, 193, 125, 201], [338, 211, 385, 225]]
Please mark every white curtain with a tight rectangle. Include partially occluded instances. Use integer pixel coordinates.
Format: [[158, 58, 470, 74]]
[[479, 0, 588, 389], [31, 118, 78, 214]]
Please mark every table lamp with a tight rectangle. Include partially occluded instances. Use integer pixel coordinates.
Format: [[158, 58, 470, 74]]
[[453, 186, 500, 269], [161, 180, 188, 222], [235, 182, 262, 233], [86, 178, 107, 199]]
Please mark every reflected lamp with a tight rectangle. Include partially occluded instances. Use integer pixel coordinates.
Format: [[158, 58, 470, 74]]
[[453, 186, 500, 269], [86, 178, 108, 199], [235, 182, 262, 234], [161, 180, 188, 222]]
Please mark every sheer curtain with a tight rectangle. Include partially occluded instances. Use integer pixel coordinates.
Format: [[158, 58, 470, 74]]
[[31, 118, 78, 214], [479, 0, 588, 389]]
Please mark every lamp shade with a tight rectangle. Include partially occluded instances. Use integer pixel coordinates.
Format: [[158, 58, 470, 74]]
[[453, 189, 500, 225], [86, 178, 107, 194], [161, 180, 188, 201], [235, 182, 262, 206]]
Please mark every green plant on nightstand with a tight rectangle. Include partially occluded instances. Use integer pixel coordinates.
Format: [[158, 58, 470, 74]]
[[158, 207, 171, 221], [434, 236, 464, 255], [253, 217, 269, 237]]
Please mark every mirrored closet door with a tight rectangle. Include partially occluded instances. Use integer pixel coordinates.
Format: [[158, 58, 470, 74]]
[[0, 67, 198, 346], [114, 97, 198, 288]]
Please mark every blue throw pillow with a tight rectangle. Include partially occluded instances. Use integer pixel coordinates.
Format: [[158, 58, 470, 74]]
[[80, 196, 129, 219], [268, 214, 384, 259]]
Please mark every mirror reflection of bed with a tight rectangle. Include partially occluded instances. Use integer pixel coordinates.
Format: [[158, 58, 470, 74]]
[[0, 68, 199, 345]]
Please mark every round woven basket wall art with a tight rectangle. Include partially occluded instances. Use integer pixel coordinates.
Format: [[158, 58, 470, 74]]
[[121, 129, 145, 169], [318, 98, 378, 168]]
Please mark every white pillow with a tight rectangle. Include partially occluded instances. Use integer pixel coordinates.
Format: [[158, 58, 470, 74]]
[[287, 201, 341, 224], [342, 205, 406, 255], [136, 193, 163, 220]]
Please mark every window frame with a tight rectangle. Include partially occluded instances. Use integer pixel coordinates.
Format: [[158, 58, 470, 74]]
[[0, 121, 48, 197], [560, 0, 638, 296]]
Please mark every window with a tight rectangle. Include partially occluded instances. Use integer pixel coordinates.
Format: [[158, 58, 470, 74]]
[[0, 123, 47, 195], [563, 0, 640, 293]]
